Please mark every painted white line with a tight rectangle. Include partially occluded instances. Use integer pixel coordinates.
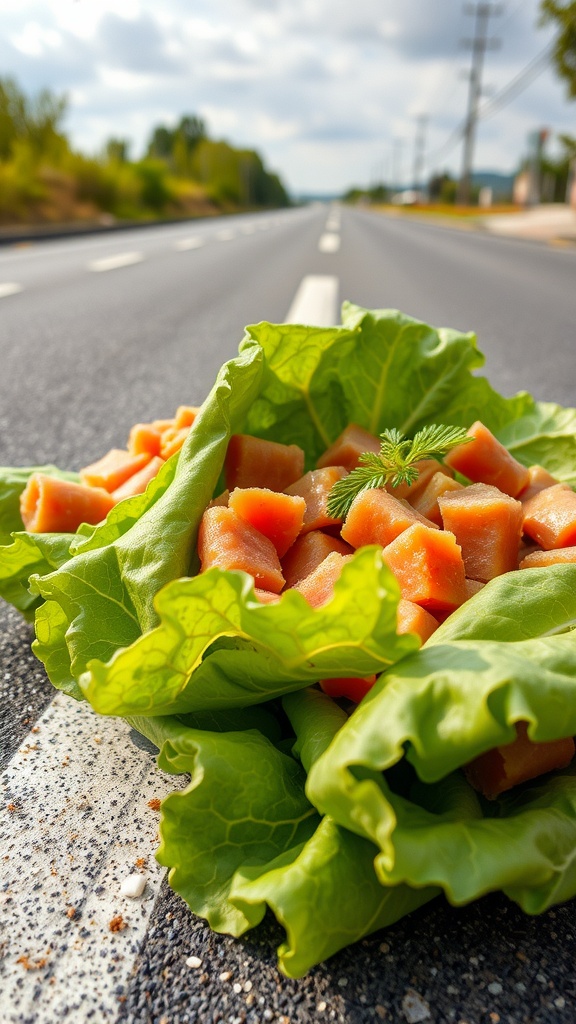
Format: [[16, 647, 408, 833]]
[[174, 236, 205, 251], [88, 251, 144, 272], [0, 693, 181, 1023], [318, 232, 341, 254], [240, 224, 256, 234], [284, 274, 339, 326], [0, 282, 23, 299], [215, 229, 235, 241]]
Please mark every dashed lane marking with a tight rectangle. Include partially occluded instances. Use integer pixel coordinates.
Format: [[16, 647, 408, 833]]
[[318, 232, 341, 253], [174, 236, 205, 251], [88, 252, 144, 272], [284, 274, 339, 327], [0, 282, 23, 298]]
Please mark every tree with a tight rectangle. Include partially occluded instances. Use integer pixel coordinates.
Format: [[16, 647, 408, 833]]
[[147, 115, 206, 171], [177, 115, 205, 153], [0, 77, 67, 162], [147, 125, 174, 161], [541, 1, 576, 98], [105, 138, 130, 163]]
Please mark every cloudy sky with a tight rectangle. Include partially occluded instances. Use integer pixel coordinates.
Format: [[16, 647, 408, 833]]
[[1, 0, 574, 194]]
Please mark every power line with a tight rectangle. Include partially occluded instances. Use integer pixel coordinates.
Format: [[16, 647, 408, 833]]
[[426, 40, 554, 171], [477, 42, 553, 118]]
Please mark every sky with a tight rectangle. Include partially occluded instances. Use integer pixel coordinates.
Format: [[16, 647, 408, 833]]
[[1, 0, 574, 195]]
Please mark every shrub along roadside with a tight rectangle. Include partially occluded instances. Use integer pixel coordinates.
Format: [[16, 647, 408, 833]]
[[0, 77, 290, 226]]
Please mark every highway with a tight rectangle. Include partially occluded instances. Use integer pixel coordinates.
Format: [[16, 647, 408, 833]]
[[1, 206, 576, 1024]]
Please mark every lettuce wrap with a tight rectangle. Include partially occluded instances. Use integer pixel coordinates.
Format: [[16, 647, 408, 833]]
[[2, 304, 576, 974]]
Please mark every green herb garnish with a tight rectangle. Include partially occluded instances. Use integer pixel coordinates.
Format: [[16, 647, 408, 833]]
[[326, 424, 471, 520]]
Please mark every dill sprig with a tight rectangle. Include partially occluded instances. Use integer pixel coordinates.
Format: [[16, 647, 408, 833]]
[[326, 424, 471, 520]]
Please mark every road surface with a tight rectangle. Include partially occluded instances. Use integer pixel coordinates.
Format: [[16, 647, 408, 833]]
[[1, 206, 575, 1024]]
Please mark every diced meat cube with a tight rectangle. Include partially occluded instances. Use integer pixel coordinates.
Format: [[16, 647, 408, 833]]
[[341, 488, 438, 550], [465, 722, 575, 800], [438, 482, 523, 582], [225, 435, 305, 492], [229, 487, 306, 557], [316, 424, 381, 471], [522, 484, 576, 549], [281, 530, 353, 589], [444, 421, 529, 497], [382, 523, 468, 612], [519, 546, 576, 569], [198, 506, 285, 593], [411, 472, 465, 526], [285, 466, 348, 533], [291, 551, 352, 608]]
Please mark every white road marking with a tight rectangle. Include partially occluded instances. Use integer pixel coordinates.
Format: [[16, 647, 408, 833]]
[[318, 232, 341, 253], [0, 693, 181, 1023], [215, 229, 235, 241], [174, 236, 205, 251], [0, 282, 23, 298], [88, 251, 144, 272], [240, 224, 256, 234], [284, 274, 339, 326]]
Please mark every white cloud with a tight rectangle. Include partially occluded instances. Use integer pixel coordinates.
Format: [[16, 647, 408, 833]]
[[1, 0, 573, 193]]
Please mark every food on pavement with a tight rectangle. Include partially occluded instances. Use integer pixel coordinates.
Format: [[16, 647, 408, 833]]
[[2, 304, 576, 977]]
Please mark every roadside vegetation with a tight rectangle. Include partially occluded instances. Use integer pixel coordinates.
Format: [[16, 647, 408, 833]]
[[0, 78, 289, 227]]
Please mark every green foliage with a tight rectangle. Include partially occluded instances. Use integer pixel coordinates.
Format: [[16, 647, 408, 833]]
[[133, 159, 174, 211], [189, 138, 288, 207], [147, 114, 206, 170], [0, 77, 67, 163], [105, 138, 130, 164], [541, 0, 576, 99], [0, 77, 289, 224]]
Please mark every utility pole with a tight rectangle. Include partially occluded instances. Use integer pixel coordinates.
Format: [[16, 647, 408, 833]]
[[392, 138, 404, 195], [458, 2, 501, 205], [412, 115, 428, 198]]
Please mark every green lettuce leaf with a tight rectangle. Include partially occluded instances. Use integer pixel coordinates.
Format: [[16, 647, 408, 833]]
[[339, 304, 532, 436], [29, 344, 264, 692], [429, 564, 576, 644], [498, 400, 576, 486], [0, 531, 74, 618], [78, 548, 417, 716], [242, 307, 532, 464], [132, 688, 437, 978], [307, 632, 576, 910]]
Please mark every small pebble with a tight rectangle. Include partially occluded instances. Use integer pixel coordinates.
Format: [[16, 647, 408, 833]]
[[185, 955, 203, 969], [233, 982, 242, 994], [487, 982, 503, 996], [402, 989, 431, 1023], [120, 873, 147, 899], [317, 1002, 327, 1012], [554, 997, 566, 1009], [219, 970, 233, 982]]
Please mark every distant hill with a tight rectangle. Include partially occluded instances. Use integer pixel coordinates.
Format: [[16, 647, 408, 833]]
[[471, 171, 515, 197], [293, 193, 340, 204]]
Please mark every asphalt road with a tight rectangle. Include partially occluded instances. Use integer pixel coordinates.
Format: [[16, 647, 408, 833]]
[[1, 206, 576, 1024]]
